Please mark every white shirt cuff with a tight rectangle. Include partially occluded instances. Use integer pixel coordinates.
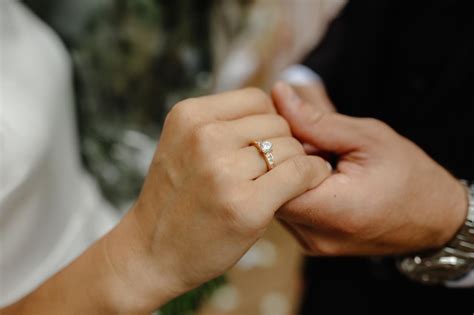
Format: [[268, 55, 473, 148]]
[[279, 64, 321, 86]]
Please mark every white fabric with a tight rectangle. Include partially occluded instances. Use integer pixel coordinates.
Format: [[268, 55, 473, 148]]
[[279, 64, 321, 85], [0, 0, 118, 306]]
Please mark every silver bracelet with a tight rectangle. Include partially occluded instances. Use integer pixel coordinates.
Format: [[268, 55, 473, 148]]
[[397, 181, 474, 284]]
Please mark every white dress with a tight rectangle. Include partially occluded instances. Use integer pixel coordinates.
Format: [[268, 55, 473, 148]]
[[0, 0, 118, 306]]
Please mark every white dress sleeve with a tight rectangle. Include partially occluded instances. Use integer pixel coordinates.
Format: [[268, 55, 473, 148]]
[[0, 1, 118, 306]]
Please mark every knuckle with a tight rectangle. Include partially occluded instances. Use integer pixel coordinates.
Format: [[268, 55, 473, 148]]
[[216, 194, 238, 220], [308, 156, 331, 183], [220, 191, 259, 232], [305, 108, 340, 130], [210, 156, 234, 182], [287, 137, 305, 155], [286, 155, 330, 189], [312, 155, 330, 170], [218, 187, 269, 233], [222, 194, 246, 217], [289, 156, 314, 181], [274, 115, 292, 135], [353, 117, 393, 145], [304, 104, 326, 127], [193, 123, 215, 139], [360, 117, 393, 135], [190, 123, 221, 152], [199, 156, 232, 189], [167, 98, 197, 126]]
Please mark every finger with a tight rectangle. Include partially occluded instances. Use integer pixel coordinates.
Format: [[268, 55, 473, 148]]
[[271, 82, 367, 153], [224, 114, 291, 147], [276, 172, 353, 229], [280, 221, 349, 256], [291, 82, 336, 113], [250, 155, 332, 214], [302, 143, 333, 162], [178, 87, 276, 123], [234, 137, 305, 179], [303, 143, 319, 154], [282, 221, 394, 256], [279, 220, 342, 256]]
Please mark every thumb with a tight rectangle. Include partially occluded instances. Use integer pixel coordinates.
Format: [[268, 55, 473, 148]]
[[272, 81, 365, 153]]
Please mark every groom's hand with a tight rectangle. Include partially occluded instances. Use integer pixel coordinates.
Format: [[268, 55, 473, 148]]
[[271, 82, 468, 256]]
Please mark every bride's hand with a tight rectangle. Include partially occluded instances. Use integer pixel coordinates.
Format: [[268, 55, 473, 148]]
[[106, 88, 331, 313]]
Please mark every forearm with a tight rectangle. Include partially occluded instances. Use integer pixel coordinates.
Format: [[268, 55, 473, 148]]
[[1, 211, 172, 315], [292, 82, 336, 113], [3, 240, 120, 314]]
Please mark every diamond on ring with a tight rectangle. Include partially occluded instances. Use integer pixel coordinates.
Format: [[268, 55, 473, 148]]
[[266, 152, 275, 168], [260, 140, 273, 154]]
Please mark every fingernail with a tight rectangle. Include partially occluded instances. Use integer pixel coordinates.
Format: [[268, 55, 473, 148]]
[[326, 161, 333, 171]]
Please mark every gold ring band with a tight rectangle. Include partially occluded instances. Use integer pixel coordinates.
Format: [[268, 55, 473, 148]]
[[252, 140, 275, 171]]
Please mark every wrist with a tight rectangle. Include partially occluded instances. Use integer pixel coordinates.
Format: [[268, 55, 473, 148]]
[[100, 209, 181, 314], [397, 181, 474, 284], [435, 179, 469, 248], [2, 212, 176, 315]]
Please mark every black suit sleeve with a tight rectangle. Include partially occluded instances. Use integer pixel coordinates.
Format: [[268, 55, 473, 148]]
[[302, 0, 391, 114]]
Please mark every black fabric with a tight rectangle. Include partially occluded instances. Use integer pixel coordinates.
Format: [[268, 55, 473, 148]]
[[300, 257, 473, 314], [300, 1, 474, 314]]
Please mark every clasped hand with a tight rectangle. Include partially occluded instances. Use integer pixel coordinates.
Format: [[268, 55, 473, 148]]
[[108, 84, 467, 313], [272, 82, 467, 257], [107, 88, 330, 312]]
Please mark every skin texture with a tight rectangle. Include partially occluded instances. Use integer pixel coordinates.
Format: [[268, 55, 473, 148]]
[[291, 81, 335, 114], [1, 88, 331, 315], [272, 81, 468, 256]]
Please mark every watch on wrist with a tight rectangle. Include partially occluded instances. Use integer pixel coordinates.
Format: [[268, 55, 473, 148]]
[[397, 180, 474, 285]]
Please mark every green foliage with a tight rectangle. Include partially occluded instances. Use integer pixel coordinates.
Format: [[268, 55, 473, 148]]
[[159, 276, 226, 315], [71, 0, 215, 206]]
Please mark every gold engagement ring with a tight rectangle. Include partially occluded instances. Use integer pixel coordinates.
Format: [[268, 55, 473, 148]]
[[251, 140, 275, 171]]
